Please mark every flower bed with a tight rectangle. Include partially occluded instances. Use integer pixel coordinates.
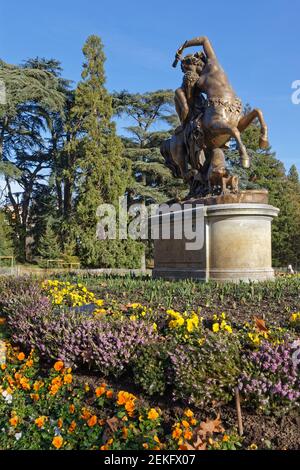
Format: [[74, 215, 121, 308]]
[[0, 276, 300, 450], [0, 345, 242, 450]]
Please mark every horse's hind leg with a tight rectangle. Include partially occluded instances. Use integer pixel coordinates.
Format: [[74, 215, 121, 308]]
[[238, 108, 269, 149], [210, 125, 250, 168]]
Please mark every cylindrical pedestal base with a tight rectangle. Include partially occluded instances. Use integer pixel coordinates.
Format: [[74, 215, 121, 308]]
[[152, 203, 279, 282]]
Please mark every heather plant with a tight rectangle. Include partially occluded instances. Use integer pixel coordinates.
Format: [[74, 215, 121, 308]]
[[170, 332, 242, 407], [4, 293, 158, 376], [0, 278, 79, 361], [8, 307, 87, 366], [1, 279, 52, 352], [0, 277, 45, 315], [79, 317, 159, 376], [1, 278, 159, 375], [238, 340, 300, 413]]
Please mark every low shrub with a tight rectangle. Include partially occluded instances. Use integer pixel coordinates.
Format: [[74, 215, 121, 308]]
[[80, 317, 158, 376], [170, 332, 241, 407], [1, 279, 52, 352], [132, 341, 169, 396], [238, 340, 300, 413], [1, 279, 158, 376], [2, 276, 300, 417]]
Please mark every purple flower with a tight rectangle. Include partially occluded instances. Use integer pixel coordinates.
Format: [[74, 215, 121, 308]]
[[239, 341, 300, 411]]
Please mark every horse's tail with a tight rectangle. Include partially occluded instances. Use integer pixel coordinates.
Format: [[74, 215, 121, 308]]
[[160, 139, 181, 178]]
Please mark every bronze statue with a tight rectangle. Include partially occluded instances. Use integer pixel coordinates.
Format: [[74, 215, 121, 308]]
[[161, 36, 269, 197]]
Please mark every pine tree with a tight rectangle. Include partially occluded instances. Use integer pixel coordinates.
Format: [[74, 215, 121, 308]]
[[37, 220, 61, 260], [112, 90, 186, 203], [70, 36, 142, 267]]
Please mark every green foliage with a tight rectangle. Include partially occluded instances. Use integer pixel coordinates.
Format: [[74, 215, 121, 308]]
[[69, 36, 142, 267], [37, 220, 61, 260], [72, 36, 129, 205], [171, 332, 242, 407], [112, 90, 185, 203], [0, 58, 66, 262], [287, 164, 299, 184], [132, 342, 168, 396], [53, 274, 300, 318], [77, 238, 143, 269], [0, 210, 13, 256], [62, 240, 80, 265]]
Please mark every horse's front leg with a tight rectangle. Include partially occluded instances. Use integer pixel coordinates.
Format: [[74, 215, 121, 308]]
[[238, 108, 269, 149]]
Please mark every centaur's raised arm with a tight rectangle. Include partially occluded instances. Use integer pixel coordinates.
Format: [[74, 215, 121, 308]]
[[178, 36, 216, 60]]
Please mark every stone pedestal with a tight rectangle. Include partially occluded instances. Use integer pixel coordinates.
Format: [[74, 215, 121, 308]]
[[152, 202, 279, 282]]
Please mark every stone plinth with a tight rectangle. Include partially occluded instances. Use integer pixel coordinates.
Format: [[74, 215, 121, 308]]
[[188, 189, 269, 206], [152, 202, 279, 282]]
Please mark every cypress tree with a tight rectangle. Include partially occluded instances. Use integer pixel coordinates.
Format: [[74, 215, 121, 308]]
[[71, 36, 142, 267], [288, 164, 300, 186]]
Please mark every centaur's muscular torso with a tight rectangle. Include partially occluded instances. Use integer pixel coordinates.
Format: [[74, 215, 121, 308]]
[[170, 36, 268, 171], [179, 36, 236, 101], [196, 57, 236, 102]]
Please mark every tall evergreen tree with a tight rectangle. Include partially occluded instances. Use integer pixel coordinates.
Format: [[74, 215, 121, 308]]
[[112, 90, 186, 203], [70, 36, 142, 267], [0, 58, 65, 261], [37, 218, 61, 260], [288, 164, 300, 185]]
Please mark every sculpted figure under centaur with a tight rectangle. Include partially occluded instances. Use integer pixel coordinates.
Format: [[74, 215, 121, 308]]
[[161, 36, 269, 197]]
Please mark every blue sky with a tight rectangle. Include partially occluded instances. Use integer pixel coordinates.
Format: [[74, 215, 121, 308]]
[[1, 0, 300, 172]]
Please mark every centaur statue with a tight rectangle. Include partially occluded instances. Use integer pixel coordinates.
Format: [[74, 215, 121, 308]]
[[161, 36, 269, 197]]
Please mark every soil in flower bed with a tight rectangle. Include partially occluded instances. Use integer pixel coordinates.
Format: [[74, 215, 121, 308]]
[[49, 274, 300, 449], [222, 407, 300, 450], [74, 371, 300, 450], [55, 274, 300, 327]]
